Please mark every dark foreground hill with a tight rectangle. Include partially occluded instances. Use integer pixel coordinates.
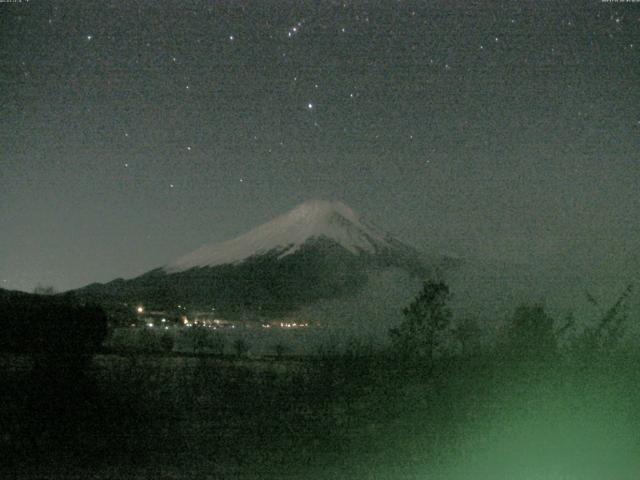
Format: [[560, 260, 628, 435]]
[[0, 288, 107, 354]]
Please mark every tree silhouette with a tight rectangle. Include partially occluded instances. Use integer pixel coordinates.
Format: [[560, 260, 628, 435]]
[[503, 304, 556, 359], [233, 338, 249, 358], [453, 317, 482, 356], [273, 342, 288, 359], [389, 280, 452, 360], [159, 332, 174, 353], [33, 284, 57, 295]]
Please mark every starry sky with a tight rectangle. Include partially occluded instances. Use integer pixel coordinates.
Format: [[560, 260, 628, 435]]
[[1, 0, 639, 293]]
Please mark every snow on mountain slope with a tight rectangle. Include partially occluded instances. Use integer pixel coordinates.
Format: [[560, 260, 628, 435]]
[[164, 200, 401, 273]]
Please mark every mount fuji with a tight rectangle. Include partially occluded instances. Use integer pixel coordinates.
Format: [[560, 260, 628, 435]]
[[77, 200, 443, 320], [166, 200, 416, 272]]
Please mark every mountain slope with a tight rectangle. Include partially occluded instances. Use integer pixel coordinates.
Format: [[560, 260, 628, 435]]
[[164, 200, 415, 272], [77, 200, 436, 319]]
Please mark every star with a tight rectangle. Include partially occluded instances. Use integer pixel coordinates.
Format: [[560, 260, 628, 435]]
[[186, 146, 192, 151], [86, 34, 93, 41], [288, 22, 302, 37], [307, 102, 314, 110], [229, 35, 235, 41]]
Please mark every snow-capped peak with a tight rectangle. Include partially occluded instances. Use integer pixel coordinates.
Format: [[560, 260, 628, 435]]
[[164, 200, 396, 272]]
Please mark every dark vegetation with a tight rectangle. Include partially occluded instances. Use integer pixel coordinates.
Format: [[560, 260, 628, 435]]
[[0, 289, 106, 357], [1, 282, 639, 479]]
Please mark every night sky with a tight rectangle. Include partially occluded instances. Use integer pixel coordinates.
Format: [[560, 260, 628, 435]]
[[1, 0, 639, 293]]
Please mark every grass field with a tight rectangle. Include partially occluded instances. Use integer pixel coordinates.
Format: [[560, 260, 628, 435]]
[[1, 351, 639, 479]]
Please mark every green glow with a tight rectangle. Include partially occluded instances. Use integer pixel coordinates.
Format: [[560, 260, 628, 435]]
[[321, 356, 640, 480], [418, 359, 640, 479]]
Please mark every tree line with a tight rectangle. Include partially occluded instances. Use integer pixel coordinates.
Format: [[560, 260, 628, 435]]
[[389, 279, 635, 362]]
